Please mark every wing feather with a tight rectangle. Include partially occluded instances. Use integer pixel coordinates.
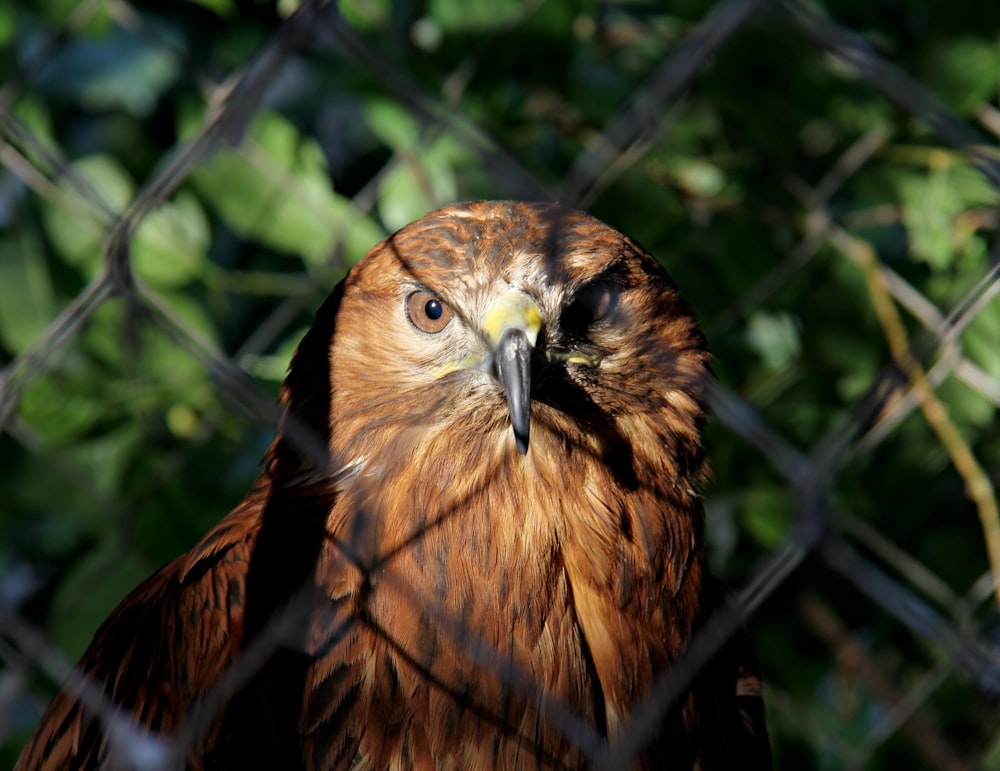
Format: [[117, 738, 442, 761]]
[[16, 499, 261, 771]]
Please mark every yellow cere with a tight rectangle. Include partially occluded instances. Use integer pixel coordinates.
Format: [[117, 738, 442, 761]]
[[482, 292, 543, 347]]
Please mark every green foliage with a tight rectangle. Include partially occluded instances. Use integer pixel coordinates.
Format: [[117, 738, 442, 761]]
[[897, 160, 997, 270], [920, 36, 1000, 116], [186, 111, 385, 270], [365, 100, 469, 230], [0, 230, 56, 354]]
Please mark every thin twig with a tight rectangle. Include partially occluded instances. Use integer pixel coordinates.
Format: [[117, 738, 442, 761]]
[[830, 227, 1000, 606]]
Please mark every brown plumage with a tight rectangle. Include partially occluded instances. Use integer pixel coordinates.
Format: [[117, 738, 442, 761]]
[[18, 201, 770, 770]]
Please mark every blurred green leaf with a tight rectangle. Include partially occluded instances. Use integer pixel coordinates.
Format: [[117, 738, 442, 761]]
[[0, 229, 56, 354], [11, 97, 57, 154], [188, 112, 385, 269], [59, 426, 145, 521], [740, 487, 790, 547], [936, 377, 995, 431], [338, 0, 391, 29], [133, 191, 210, 289], [378, 138, 464, 232], [35, 23, 179, 116], [428, 0, 526, 31], [366, 100, 421, 151], [183, 0, 236, 17], [898, 161, 998, 270], [963, 300, 1000, 381], [238, 325, 307, 381], [922, 37, 1000, 116], [145, 288, 220, 345], [49, 542, 152, 658], [745, 310, 802, 373], [982, 730, 1000, 771], [0, 5, 14, 49], [41, 154, 132, 274], [671, 158, 727, 198], [19, 373, 108, 444]]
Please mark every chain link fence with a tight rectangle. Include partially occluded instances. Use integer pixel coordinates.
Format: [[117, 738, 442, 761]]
[[1, 0, 999, 767]]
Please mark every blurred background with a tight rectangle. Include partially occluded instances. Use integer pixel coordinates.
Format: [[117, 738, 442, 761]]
[[1, 0, 999, 767]]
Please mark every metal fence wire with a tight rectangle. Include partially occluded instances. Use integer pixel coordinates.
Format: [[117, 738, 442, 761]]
[[2, 0, 1000, 768]]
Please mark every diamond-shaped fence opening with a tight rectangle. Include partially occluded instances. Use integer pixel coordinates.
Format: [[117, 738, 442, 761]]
[[2, 1, 999, 768]]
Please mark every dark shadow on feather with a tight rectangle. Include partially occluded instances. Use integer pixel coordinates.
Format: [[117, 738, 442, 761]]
[[207, 285, 347, 767]]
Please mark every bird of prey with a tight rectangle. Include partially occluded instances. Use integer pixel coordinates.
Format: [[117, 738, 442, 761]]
[[18, 201, 770, 770]]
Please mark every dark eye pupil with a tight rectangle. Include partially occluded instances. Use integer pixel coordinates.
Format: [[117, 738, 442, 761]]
[[425, 299, 443, 320]]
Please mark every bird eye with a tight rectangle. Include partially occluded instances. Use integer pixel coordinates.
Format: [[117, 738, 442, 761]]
[[406, 290, 453, 334], [565, 282, 617, 328]]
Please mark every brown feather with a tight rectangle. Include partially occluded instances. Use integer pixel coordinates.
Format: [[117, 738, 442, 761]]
[[18, 201, 769, 770]]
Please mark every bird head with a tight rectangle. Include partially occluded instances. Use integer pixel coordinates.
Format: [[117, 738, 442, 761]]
[[276, 201, 709, 502]]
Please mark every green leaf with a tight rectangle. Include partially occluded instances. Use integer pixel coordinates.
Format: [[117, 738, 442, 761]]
[[182, 0, 236, 17], [145, 289, 219, 345], [923, 37, 1000, 115], [11, 97, 58, 156], [366, 100, 421, 151], [338, 0, 391, 29], [937, 377, 994, 430], [49, 543, 152, 658], [898, 163, 998, 270], [963, 299, 1000, 381], [671, 158, 727, 198], [745, 310, 802, 373], [982, 729, 1000, 771], [428, 0, 525, 31], [43, 156, 210, 289], [61, 426, 145, 512], [18, 374, 108, 444], [740, 487, 790, 547], [0, 4, 14, 48], [41, 154, 132, 274], [377, 137, 462, 232], [133, 191, 210, 289], [189, 112, 384, 268], [0, 229, 56, 354], [35, 23, 179, 116], [899, 167, 955, 269], [238, 325, 307, 381], [365, 100, 471, 229]]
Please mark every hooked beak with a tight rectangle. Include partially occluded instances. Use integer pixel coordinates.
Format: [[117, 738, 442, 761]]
[[484, 292, 542, 456], [495, 327, 533, 455]]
